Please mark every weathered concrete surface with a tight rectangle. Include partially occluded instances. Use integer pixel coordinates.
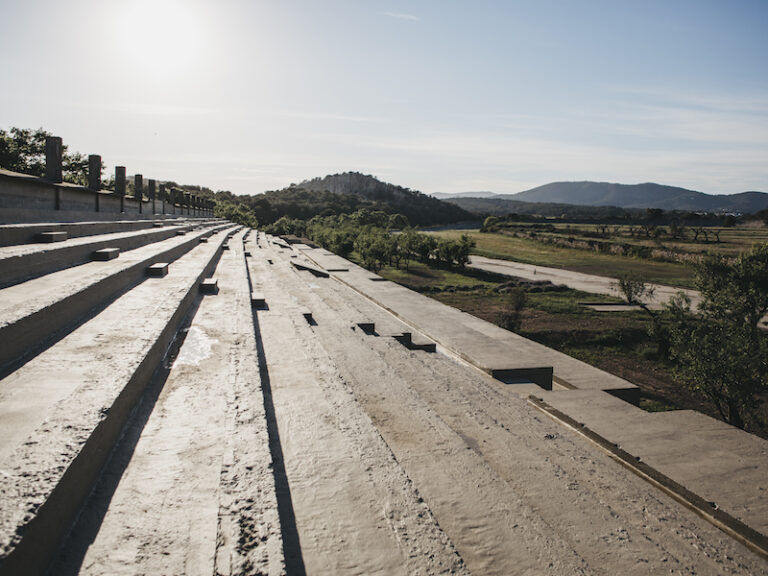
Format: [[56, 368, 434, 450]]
[[538, 389, 768, 535], [241, 236, 767, 574], [0, 222, 215, 288], [0, 219, 205, 247], [469, 254, 702, 310], [0, 224, 232, 372], [56, 232, 284, 576], [303, 245, 638, 398], [1, 225, 766, 575], [247, 238, 468, 575], [0, 229, 229, 574]]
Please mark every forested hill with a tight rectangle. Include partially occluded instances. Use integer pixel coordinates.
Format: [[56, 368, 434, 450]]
[[290, 172, 473, 225]]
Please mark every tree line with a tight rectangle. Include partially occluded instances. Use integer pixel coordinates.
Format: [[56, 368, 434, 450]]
[[264, 209, 475, 273]]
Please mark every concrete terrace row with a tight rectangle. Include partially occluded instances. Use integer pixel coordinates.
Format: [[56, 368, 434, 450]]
[[297, 243, 768, 548], [0, 212, 766, 574], [0, 216, 285, 574]]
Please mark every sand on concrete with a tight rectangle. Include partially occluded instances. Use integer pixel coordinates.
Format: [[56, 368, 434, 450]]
[[238, 237, 767, 575], [10, 230, 765, 576]]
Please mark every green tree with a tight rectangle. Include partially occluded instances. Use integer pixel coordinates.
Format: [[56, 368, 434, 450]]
[[613, 274, 676, 358], [387, 213, 410, 230], [481, 216, 500, 232], [0, 127, 89, 184], [498, 287, 527, 332], [669, 244, 768, 429], [215, 201, 258, 228]]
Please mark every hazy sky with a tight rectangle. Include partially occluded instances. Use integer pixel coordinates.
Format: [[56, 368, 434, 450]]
[[1, 0, 767, 196]]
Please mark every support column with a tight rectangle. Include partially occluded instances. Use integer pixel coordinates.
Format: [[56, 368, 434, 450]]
[[116, 166, 126, 213], [88, 154, 101, 212], [45, 136, 63, 210], [45, 136, 63, 183], [160, 183, 166, 214], [135, 174, 143, 214], [148, 179, 156, 215]]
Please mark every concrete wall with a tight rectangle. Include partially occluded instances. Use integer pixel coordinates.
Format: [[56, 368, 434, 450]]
[[0, 171, 213, 223]]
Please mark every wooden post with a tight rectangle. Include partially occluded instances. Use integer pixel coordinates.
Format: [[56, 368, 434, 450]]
[[135, 174, 143, 213], [88, 154, 101, 212], [116, 166, 126, 213]]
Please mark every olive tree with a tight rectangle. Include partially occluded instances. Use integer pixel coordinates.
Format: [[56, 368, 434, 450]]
[[670, 244, 768, 429]]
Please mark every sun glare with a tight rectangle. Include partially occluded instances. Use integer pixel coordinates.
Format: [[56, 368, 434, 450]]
[[116, 0, 204, 78]]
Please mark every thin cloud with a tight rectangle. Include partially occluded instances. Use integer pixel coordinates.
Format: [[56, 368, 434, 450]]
[[382, 12, 421, 22]]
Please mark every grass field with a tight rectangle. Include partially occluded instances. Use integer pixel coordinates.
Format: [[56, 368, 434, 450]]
[[428, 229, 698, 287]]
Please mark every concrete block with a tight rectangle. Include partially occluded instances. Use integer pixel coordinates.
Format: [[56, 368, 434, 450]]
[[37, 231, 67, 243], [393, 332, 436, 353], [222, 243, 230, 250], [92, 247, 120, 261], [153, 222, 165, 227], [244, 250, 251, 257], [291, 261, 330, 278], [300, 308, 314, 323], [176, 230, 187, 236], [490, 367, 553, 390], [357, 322, 376, 335], [251, 292, 266, 307], [201, 278, 219, 294], [199, 237, 208, 243], [146, 262, 169, 278]]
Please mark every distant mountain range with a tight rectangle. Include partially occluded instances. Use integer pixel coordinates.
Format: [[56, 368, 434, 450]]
[[433, 182, 768, 214]]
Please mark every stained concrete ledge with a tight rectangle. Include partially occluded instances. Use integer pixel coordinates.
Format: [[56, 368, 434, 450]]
[[0, 219, 205, 248], [0, 224, 233, 386], [0, 223, 217, 288], [0, 229, 230, 575], [302, 246, 637, 399], [529, 392, 768, 559]]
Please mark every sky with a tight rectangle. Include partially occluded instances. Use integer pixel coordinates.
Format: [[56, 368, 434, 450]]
[[1, 0, 767, 196]]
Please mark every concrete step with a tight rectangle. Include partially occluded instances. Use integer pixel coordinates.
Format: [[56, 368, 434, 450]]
[[302, 246, 638, 401], [535, 389, 768, 535], [0, 218, 214, 248], [0, 221, 221, 289], [54, 231, 284, 576], [0, 224, 234, 374], [0, 228, 230, 575]]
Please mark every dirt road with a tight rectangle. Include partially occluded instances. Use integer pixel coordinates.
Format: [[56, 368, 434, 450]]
[[469, 255, 701, 309]]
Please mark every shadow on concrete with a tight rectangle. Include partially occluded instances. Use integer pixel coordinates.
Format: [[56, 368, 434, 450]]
[[245, 254, 307, 576], [50, 297, 203, 576]]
